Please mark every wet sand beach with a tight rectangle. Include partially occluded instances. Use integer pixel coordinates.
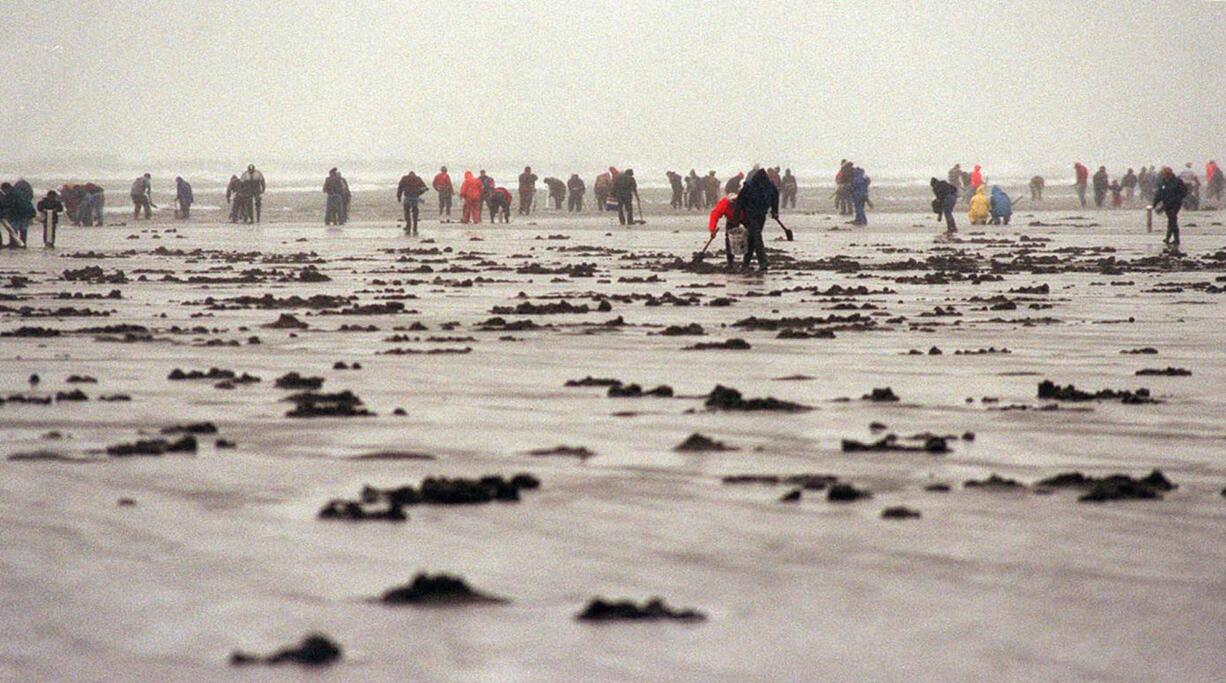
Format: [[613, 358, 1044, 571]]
[[2, 211, 1225, 682]]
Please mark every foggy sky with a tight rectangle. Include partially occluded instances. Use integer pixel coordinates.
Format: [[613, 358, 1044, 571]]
[[5, 1, 1225, 174]]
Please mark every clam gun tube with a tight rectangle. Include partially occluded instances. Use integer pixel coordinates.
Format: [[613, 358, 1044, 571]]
[[1146, 205, 1153, 232]]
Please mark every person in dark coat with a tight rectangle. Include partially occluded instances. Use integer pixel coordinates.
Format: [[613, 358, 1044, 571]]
[[736, 168, 779, 271], [175, 176, 193, 219], [396, 171, 429, 234], [488, 187, 513, 223], [1, 182, 36, 247], [1092, 166, 1109, 208], [79, 183, 105, 226], [849, 167, 870, 226], [931, 177, 959, 232], [322, 168, 344, 225], [1152, 167, 1187, 246], [517, 166, 538, 215], [543, 177, 566, 210], [567, 174, 586, 212], [612, 168, 640, 225], [724, 172, 744, 196], [666, 171, 683, 209]]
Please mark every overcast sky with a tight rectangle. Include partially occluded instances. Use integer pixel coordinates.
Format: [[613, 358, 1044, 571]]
[[5, 0, 1225, 175]]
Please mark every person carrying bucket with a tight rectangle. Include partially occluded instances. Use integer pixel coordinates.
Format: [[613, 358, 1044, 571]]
[[708, 192, 746, 269]]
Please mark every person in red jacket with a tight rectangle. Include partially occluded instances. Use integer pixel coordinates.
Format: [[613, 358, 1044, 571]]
[[708, 193, 744, 268], [969, 164, 984, 189], [432, 167, 453, 218], [1073, 162, 1089, 207], [459, 171, 483, 224]]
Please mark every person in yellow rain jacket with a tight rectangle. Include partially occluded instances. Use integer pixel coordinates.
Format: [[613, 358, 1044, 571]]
[[967, 184, 990, 224]]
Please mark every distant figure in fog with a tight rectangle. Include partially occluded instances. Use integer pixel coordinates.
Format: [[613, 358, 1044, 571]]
[[544, 177, 566, 210], [594, 170, 613, 212], [518, 166, 538, 215], [433, 167, 453, 218], [612, 168, 640, 225], [174, 176, 193, 219], [1029, 175, 1045, 201], [849, 166, 870, 226], [1152, 166, 1187, 246], [703, 171, 720, 208], [1073, 162, 1089, 207], [130, 173, 152, 220], [1139, 165, 1158, 203], [240, 165, 266, 223], [226, 175, 242, 222], [724, 172, 744, 196], [323, 168, 345, 225], [1179, 164, 1200, 211], [567, 174, 585, 212], [931, 177, 959, 232], [686, 170, 703, 210], [947, 164, 963, 189], [478, 170, 495, 204], [1206, 160, 1224, 202], [1092, 166, 1109, 208], [835, 160, 853, 215], [666, 171, 683, 209], [396, 171, 428, 234], [780, 169, 798, 209], [338, 172, 352, 224], [1121, 168, 1137, 201], [1109, 179, 1124, 208], [79, 183, 105, 226]]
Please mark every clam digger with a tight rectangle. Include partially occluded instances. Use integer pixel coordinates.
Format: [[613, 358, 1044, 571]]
[[697, 168, 791, 271]]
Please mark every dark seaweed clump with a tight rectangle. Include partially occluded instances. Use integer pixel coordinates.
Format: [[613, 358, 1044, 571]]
[[841, 434, 949, 454], [106, 436, 197, 457], [379, 573, 507, 606], [1035, 469, 1176, 502], [576, 597, 705, 622], [704, 385, 809, 412], [1037, 380, 1156, 404], [320, 474, 541, 521], [231, 634, 341, 667], [285, 390, 374, 417]]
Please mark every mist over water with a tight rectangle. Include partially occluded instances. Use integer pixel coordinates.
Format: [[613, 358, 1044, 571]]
[[5, 1, 1225, 177]]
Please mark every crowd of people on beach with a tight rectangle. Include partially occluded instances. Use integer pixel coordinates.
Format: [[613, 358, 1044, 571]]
[[403, 166, 645, 230], [924, 161, 1216, 244], [2, 157, 1222, 251]]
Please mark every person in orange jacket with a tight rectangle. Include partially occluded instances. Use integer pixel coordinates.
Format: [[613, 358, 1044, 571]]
[[459, 171, 483, 224], [432, 167, 453, 218], [969, 164, 983, 189], [708, 192, 744, 268]]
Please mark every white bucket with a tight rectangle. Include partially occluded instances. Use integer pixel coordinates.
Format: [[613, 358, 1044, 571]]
[[727, 225, 748, 257]]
